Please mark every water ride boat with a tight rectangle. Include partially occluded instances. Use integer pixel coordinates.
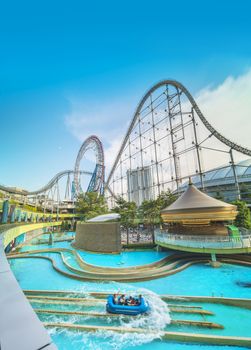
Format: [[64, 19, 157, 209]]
[[106, 295, 149, 315]]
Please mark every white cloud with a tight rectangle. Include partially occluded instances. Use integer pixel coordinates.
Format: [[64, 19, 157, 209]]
[[196, 69, 251, 150], [104, 136, 124, 172], [65, 97, 133, 171]]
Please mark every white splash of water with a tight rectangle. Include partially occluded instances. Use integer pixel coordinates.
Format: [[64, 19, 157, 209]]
[[47, 286, 171, 349], [98, 329, 163, 350], [120, 288, 171, 330], [94, 288, 171, 349]]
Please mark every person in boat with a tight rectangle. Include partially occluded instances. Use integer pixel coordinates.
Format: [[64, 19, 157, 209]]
[[128, 296, 137, 306], [127, 296, 133, 305], [125, 296, 132, 305], [119, 294, 126, 305], [136, 295, 142, 305], [113, 293, 119, 304], [107, 294, 149, 315]]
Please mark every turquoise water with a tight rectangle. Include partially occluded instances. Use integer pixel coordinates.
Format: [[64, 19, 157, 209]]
[[21, 240, 171, 268], [9, 256, 251, 298], [32, 298, 251, 338], [49, 330, 250, 350], [31, 292, 251, 349], [166, 302, 251, 337], [9, 232, 251, 350], [77, 250, 170, 268], [134, 263, 251, 297], [20, 241, 71, 251]]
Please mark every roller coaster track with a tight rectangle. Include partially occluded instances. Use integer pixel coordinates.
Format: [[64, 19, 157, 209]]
[[74, 135, 105, 195], [0, 135, 105, 197], [106, 79, 251, 187], [2, 81, 250, 198], [0, 170, 92, 196], [29, 170, 93, 195]]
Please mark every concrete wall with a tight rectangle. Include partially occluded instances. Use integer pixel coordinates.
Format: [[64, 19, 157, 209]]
[[0, 223, 59, 350], [75, 222, 121, 253]]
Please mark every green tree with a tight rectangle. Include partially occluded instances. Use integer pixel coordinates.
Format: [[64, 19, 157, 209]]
[[232, 200, 251, 229], [76, 192, 108, 220], [139, 190, 176, 227], [113, 197, 137, 244], [140, 199, 157, 227], [156, 189, 177, 210], [139, 199, 160, 242], [138, 190, 176, 242]]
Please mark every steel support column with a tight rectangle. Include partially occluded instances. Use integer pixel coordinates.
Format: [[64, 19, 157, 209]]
[[229, 148, 241, 200], [191, 108, 204, 190]]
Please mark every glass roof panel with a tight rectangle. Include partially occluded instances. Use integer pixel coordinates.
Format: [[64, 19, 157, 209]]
[[244, 167, 251, 176], [211, 166, 231, 180]]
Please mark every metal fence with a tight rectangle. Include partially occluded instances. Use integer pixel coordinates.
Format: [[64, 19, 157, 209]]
[[121, 228, 154, 245], [154, 229, 251, 250]]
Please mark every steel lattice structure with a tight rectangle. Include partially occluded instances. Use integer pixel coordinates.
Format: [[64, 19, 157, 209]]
[[74, 135, 105, 196], [0, 135, 105, 212], [105, 80, 251, 207]]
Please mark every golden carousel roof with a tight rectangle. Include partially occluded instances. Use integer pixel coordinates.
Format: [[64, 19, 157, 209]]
[[161, 182, 237, 224]]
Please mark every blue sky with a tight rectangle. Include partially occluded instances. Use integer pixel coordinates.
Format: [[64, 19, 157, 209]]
[[1, 0, 251, 190]]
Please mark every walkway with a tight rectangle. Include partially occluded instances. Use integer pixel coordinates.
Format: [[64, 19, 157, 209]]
[[0, 222, 60, 350], [155, 229, 251, 254]]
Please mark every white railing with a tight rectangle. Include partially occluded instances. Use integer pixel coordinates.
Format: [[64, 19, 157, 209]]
[[154, 229, 251, 250]]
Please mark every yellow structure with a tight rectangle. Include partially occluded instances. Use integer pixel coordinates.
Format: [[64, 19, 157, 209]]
[[3, 222, 61, 248], [161, 182, 237, 235]]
